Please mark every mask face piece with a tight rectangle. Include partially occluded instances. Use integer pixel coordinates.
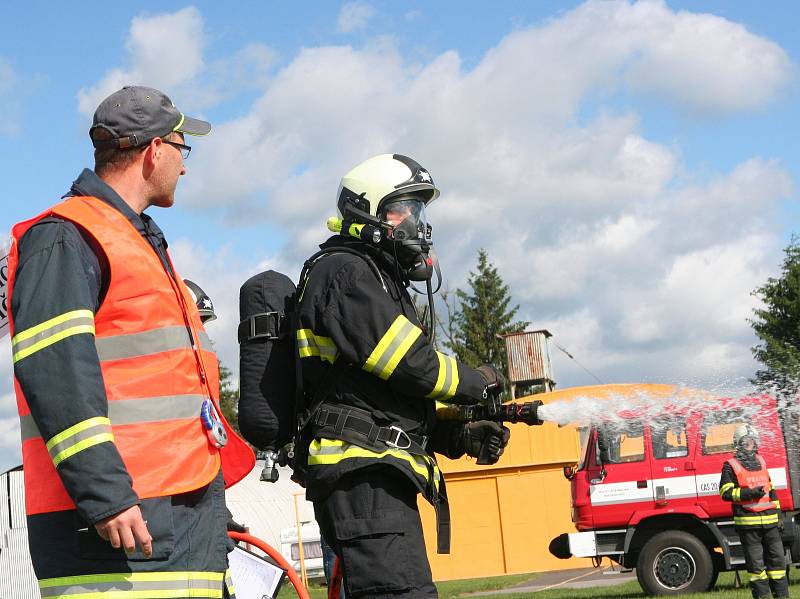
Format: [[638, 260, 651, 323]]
[[380, 199, 428, 240], [378, 198, 434, 281]]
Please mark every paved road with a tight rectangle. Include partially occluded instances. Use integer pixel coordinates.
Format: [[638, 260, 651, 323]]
[[466, 567, 637, 596]]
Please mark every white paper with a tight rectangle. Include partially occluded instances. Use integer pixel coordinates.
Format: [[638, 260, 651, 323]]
[[229, 545, 286, 599]]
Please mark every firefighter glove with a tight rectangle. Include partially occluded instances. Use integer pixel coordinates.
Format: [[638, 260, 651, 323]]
[[742, 485, 766, 500], [463, 421, 511, 464], [477, 364, 506, 399]]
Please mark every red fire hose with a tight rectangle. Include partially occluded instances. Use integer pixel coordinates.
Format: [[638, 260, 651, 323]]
[[329, 556, 343, 599], [228, 531, 311, 599]]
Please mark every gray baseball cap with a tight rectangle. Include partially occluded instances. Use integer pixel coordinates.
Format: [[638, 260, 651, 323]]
[[90, 86, 211, 149]]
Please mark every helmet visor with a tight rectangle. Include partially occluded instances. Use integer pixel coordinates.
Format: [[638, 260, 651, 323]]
[[379, 199, 430, 241]]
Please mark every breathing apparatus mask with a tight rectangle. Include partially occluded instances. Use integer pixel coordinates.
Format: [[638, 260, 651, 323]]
[[377, 197, 436, 282]]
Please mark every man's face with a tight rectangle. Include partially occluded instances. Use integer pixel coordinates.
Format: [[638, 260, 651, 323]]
[[383, 202, 413, 227], [150, 132, 187, 208], [742, 437, 756, 451]]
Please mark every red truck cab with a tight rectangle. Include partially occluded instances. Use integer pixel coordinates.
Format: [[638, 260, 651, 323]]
[[551, 390, 800, 595]]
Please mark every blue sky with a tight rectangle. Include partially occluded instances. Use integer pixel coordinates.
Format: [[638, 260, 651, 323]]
[[0, 1, 797, 471]]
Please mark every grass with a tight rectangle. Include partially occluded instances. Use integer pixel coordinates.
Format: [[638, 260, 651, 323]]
[[302, 569, 800, 598], [304, 572, 539, 598]]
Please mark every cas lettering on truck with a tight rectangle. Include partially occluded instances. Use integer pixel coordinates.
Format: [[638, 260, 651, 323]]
[[550, 387, 800, 596]]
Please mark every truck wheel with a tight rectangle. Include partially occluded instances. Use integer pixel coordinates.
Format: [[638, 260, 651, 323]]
[[636, 531, 714, 595]]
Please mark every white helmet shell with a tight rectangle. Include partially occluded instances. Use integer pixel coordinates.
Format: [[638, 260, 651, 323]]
[[733, 424, 759, 448], [336, 154, 440, 219]]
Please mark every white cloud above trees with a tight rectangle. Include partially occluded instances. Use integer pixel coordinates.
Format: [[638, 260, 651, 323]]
[[73, 0, 795, 393]]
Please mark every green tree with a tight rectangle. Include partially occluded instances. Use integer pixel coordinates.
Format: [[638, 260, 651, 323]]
[[441, 249, 529, 374], [218, 360, 240, 433], [750, 237, 800, 399]]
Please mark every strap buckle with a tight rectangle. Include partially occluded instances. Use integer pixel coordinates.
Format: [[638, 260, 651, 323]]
[[238, 311, 283, 343], [385, 425, 412, 450]]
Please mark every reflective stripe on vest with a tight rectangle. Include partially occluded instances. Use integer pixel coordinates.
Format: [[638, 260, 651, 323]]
[[9, 196, 253, 515], [727, 455, 773, 512], [38, 571, 225, 598]]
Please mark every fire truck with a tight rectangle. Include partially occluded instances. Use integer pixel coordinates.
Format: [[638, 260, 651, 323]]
[[548, 384, 800, 595]]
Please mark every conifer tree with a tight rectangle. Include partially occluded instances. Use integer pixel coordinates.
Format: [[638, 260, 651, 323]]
[[218, 361, 241, 433], [750, 237, 800, 399], [442, 249, 529, 374]]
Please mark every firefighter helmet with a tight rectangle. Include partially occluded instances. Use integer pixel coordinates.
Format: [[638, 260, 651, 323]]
[[336, 153, 439, 223], [184, 279, 216, 323], [733, 424, 759, 448]]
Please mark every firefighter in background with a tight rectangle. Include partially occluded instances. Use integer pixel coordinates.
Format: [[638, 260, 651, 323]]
[[719, 424, 789, 599], [296, 154, 510, 598], [8, 86, 253, 599]]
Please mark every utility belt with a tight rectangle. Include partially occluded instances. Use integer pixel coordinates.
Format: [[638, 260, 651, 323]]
[[311, 403, 452, 553], [312, 404, 429, 455]]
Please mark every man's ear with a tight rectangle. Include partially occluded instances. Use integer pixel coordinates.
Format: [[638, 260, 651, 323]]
[[141, 137, 161, 174]]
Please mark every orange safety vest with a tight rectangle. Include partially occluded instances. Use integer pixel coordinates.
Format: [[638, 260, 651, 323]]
[[8, 196, 254, 515], [727, 455, 773, 512]]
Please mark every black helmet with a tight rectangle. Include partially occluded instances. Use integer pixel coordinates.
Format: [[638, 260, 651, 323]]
[[184, 279, 216, 323]]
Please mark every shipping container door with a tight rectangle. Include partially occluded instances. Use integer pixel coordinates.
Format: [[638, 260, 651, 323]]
[[588, 418, 655, 528]]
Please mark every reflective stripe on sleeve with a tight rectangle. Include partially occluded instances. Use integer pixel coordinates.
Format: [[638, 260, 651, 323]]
[[12, 309, 95, 363], [38, 571, 225, 598], [719, 482, 734, 497], [46, 417, 113, 467], [297, 329, 339, 364], [425, 352, 459, 400], [308, 438, 440, 489], [363, 315, 422, 380], [732, 488, 741, 502]]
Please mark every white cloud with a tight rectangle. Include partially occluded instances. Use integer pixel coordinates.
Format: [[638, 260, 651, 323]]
[[337, 2, 377, 34], [624, 1, 793, 114], [78, 7, 206, 117], [77, 1, 796, 392]]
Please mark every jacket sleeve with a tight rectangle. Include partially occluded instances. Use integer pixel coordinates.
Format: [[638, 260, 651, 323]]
[[318, 260, 486, 403], [719, 462, 738, 502], [11, 220, 139, 524], [770, 476, 780, 509]]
